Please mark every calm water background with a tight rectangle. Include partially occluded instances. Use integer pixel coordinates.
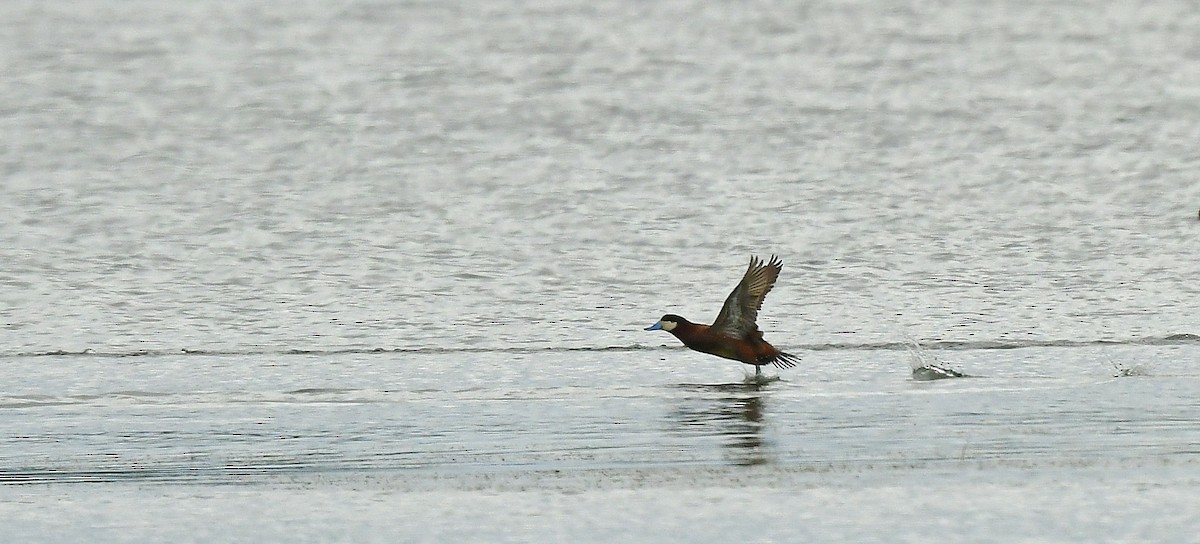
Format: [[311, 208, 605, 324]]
[[2, 1, 1200, 542]]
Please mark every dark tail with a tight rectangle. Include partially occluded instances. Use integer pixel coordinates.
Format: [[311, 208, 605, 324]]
[[772, 351, 800, 370]]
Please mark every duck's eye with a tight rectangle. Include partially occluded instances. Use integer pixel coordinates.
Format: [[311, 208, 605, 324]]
[[661, 320, 677, 331]]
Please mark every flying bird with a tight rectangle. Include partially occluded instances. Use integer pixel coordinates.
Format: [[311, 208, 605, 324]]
[[645, 255, 799, 379]]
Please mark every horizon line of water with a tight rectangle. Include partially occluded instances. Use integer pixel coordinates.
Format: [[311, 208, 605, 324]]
[[6, 333, 1197, 359]]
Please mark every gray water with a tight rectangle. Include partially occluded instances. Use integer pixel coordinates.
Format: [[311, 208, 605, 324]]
[[3, 1, 1200, 542]]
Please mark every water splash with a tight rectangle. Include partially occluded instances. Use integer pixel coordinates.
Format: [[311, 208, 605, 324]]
[[1102, 351, 1152, 378], [904, 336, 969, 381]]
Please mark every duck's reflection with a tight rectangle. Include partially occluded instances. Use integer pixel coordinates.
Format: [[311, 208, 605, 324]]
[[670, 383, 771, 466]]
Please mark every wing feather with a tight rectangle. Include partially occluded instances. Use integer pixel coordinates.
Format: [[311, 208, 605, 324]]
[[710, 255, 783, 338]]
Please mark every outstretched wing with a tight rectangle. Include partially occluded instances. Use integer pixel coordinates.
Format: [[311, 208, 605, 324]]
[[710, 255, 783, 338]]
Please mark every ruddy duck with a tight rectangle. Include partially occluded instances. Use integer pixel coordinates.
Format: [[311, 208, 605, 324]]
[[646, 255, 799, 378]]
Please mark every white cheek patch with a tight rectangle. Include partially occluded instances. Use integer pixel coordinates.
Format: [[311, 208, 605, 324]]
[[661, 320, 677, 332]]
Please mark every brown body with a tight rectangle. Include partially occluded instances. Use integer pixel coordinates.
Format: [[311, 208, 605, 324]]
[[666, 320, 789, 366]]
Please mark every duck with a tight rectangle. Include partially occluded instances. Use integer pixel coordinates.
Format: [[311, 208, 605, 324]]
[[645, 255, 799, 379]]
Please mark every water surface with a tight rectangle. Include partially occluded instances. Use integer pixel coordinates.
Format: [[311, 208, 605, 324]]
[[2, 0, 1199, 542]]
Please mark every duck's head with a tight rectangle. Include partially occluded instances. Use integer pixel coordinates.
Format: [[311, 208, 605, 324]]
[[645, 314, 686, 332]]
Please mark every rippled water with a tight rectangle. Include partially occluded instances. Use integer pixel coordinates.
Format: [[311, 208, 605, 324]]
[[4, 345, 1198, 482], [3, 0, 1200, 542]]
